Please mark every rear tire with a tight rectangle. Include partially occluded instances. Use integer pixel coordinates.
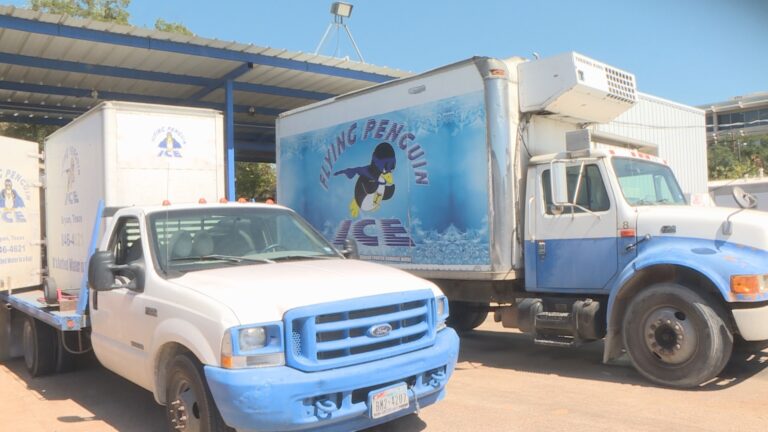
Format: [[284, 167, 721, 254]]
[[22, 316, 58, 377], [623, 283, 733, 388], [165, 353, 233, 432], [447, 301, 489, 332]]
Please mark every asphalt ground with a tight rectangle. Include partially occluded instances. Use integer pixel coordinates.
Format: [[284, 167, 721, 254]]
[[1, 318, 767, 431]]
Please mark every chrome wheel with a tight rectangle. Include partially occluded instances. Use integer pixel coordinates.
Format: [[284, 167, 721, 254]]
[[642, 306, 697, 365], [169, 378, 202, 432]]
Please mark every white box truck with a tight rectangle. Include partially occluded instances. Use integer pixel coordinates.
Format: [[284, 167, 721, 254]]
[[277, 52, 768, 388], [1, 101, 459, 432]]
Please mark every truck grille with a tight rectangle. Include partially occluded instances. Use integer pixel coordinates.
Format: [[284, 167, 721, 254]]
[[284, 290, 436, 372]]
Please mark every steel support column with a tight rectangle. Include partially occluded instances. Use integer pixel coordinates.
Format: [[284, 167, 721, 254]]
[[225, 79, 236, 200]]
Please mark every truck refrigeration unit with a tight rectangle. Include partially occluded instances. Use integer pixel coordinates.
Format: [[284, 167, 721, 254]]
[[0, 101, 459, 432], [277, 52, 768, 388]]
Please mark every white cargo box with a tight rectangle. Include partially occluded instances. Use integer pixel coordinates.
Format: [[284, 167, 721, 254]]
[[0, 136, 42, 290], [45, 101, 225, 293]]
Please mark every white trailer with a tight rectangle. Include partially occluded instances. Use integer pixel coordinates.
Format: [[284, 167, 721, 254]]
[[0, 136, 42, 291], [44, 101, 225, 300]]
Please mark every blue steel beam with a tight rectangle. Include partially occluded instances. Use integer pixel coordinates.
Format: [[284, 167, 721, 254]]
[[0, 14, 398, 83], [0, 52, 210, 86], [234, 121, 275, 130], [235, 142, 275, 154], [0, 101, 277, 134], [0, 80, 284, 116], [235, 142, 276, 163], [0, 101, 86, 115], [232, 81, 335, 101], [188, 62, 252, 101], [0, 53, 340, 101], [0, 115, 70, 126]]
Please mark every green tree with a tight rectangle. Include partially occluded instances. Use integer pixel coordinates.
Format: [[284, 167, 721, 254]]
[[708, 134, 768, 180], [3, 1, 194, 141], [29, 0, 131, 24], [0, 123, 58, 150], [154, 18, 193, 36], [235, 162, 276, 201]]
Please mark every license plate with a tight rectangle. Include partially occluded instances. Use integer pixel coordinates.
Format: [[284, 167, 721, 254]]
[[369, 383, 409, 419]]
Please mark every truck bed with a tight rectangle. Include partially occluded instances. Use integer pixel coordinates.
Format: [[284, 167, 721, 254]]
[[0, 290, 87, 331]]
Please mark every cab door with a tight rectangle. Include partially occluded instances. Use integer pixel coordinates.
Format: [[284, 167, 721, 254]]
[[89, 215, 153, 388], [528, 161, 619, 293]]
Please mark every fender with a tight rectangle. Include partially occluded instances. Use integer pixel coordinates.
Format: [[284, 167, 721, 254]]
[[149, 317, 221, 403], [603, 237, 768, 363], [609, 236, 768, 316]]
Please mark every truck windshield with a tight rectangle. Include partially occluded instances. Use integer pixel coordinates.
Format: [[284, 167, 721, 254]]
[[148, 207, 340, 274], [611, 157, 686, 206]]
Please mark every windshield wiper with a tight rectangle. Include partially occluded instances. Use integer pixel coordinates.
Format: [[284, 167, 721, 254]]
[[270, 254, 339, 262], [170, 254, 274, 264]]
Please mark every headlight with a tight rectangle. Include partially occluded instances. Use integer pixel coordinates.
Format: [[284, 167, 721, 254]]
[[436, 296, 449, 331], [221, 323, 284, 369], [239, 327, 267, 351]]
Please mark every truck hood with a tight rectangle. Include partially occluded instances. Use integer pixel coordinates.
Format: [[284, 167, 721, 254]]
[[636, 205, 768, 251], [167, 259, 441, 325]]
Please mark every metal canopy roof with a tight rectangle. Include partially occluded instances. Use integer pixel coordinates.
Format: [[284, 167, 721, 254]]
[[0, 6, 411, 168]]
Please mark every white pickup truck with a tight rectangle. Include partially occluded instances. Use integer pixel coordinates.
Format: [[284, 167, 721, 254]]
[[0, 102, 459, 432], [86, 202, 459, 431]]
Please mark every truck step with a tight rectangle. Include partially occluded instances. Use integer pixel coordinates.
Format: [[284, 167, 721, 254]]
[[533, 335, 580, 348], [534, 311, 573, 333]]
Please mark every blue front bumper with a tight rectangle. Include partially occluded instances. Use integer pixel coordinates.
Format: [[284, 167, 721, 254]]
[[205, 328, 459, 432]]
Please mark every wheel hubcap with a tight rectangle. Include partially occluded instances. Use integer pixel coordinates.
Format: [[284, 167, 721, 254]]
[[643, 307, 696, 365], [169, 380, 201, 432]]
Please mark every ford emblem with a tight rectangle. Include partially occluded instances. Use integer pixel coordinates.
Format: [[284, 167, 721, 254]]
[[367, 323, 392, 338]]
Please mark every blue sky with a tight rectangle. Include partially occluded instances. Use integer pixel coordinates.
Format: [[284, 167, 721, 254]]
[[6, 0, 768, 106]]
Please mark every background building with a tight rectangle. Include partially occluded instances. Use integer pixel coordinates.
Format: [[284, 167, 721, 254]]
[[702, 93, 767, 209], [703, 92, 768, 142], [701, 93, 768, 181]]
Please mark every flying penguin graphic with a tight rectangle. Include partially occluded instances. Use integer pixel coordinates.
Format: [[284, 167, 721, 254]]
[[334, 142, 396, 218], [158, 132, 182, 157]]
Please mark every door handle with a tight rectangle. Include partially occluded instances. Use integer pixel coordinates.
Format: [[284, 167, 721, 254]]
[[537, 240, 546, 257], [527, 196, 535, 241]]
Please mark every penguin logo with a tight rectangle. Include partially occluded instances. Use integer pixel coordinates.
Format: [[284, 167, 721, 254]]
[[154, 127, 185, 158], [2, 178, 24, 210], [334, 142, 396, 218]]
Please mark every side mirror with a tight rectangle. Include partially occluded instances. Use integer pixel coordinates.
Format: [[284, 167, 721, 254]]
[[340, 238, 359, 259], [88, 251, 116, 291], [550, 161, 570, 206], [88, 251, 146, 292], [732, 186, 758, 209]]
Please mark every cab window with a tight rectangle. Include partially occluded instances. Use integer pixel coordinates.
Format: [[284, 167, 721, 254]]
[[108, 217, 143, 265], [542, 164, 610, 215]]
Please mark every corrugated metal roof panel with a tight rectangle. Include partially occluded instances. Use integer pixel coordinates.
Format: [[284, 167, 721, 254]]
[[0, 5, 412, 161]]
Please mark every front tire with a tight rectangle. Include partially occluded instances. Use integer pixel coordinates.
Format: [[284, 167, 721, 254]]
[[165, 353, 232, 432], [447, 301, 489, 332], [623, 283, 733, 388]]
